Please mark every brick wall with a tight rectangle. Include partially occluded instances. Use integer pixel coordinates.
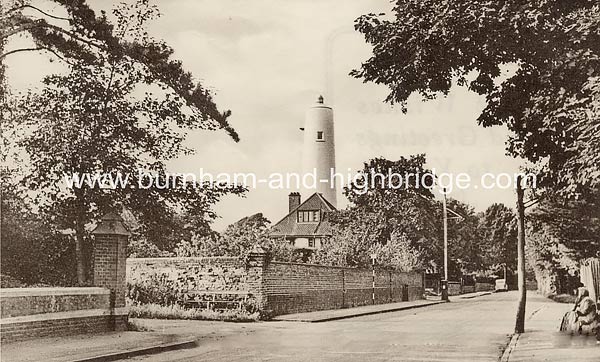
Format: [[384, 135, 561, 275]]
[[94, 234, 128, 308], [257, 259, 424, 316], [1, 213, 130, 343], [448, 281, 462, 296], [461, 285, 476, 294], [0, 288, 117, 342], [475, 282, 495, 292]]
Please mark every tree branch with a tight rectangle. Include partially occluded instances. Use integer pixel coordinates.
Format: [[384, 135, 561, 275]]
[[0, 23, 37, 39], [0, 46, 74, 65], [1, 21, 108, 52], [524, 197, 542, 209], [4, 4, 70, 21]]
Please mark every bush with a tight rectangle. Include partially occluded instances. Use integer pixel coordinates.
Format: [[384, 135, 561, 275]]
[[127, 273, 182, 306], [128, 238, 172, 258], [128, 303, 259, 322]]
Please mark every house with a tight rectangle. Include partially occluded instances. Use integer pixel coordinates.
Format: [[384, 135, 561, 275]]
[[269, 192, 336, 250]]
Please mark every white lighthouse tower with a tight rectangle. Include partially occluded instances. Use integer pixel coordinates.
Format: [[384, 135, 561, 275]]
[[301, 95, 337, 207]]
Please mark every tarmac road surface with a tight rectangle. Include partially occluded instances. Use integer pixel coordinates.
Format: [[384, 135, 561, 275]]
[[131, 292, 528, 361]]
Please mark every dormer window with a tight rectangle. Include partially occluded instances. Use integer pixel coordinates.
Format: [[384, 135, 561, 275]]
[[316, 131, 324, 141], [298, 210, 320, 223]]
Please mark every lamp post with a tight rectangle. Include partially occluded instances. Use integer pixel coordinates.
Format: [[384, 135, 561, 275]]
[[417, 181, 464, 302], [441, 188, 449, 301], [370, 252, 377, 305]]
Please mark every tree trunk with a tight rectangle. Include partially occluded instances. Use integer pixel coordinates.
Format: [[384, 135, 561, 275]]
[[74, 187, 87, 285], [75, 220, 86, 285], [514, 175, 527, 333]]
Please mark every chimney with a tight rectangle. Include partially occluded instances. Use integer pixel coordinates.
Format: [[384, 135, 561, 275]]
[[289, 192, 301, 212]]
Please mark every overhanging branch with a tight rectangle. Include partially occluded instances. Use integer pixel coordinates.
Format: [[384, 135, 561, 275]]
[[4, 4, 70, 21], [0, 46, 74, 65]]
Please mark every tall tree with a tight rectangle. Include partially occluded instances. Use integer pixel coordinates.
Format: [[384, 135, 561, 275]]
[[340, 155, 441, 265], [526, 189, 600, 294], [445, 198, 483, 275], [479, 203, 518, 274], [2, 1, 243, 284], [353, 0, 599, 333]]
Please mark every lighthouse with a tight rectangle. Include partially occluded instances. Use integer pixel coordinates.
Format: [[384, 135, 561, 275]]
[[269, 95, 337, 250], [301, 95, 337, 207]]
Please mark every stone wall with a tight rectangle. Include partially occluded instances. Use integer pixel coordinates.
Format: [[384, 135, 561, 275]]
[[0, 288, 115, 342], [127, 257, 248, 293]]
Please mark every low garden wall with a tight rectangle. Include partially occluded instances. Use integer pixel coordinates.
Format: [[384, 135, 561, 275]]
[[127, 257, 249, 308], [445, 281, 495, 296], [475, 282, 495, 292], [128, 250, 425, 318], [0, 287, 117, 342], [448, 281, 462, 296], [1, 214, 130, 343]]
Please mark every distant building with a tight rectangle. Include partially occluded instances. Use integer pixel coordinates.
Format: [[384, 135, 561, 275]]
[[270, 192, 336, 249], [269, 96, 338, 250]]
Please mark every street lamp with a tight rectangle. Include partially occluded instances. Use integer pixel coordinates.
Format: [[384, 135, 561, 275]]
[[440, 187, 464, 302], [370, 252, 377, 305], [417, 181, 464, 302]]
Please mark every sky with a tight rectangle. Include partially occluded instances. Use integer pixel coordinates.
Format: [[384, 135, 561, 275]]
[[5, 0, 523, 230]]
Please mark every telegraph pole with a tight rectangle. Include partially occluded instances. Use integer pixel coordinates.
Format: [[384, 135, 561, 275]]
[[370, 253, 377, 305]]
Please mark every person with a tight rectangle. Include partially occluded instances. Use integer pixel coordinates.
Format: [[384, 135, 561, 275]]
[[561, 287, 599, 341]]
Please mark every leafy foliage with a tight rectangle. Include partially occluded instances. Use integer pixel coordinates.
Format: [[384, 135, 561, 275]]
[[312, 155, 484, 276], [478, 203, 518, 272], [338, 155, 440, 263], [1, 171, 77, 286], [353, 0, 600, 195], [2, 1, 245, 283], [174, 213, 303, 262], [2, 0, 237, 140], [526, 190, 600, 278]]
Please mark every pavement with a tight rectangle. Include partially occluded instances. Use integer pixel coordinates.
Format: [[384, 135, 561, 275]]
[[0, 331, 197, 362], [501, 294, 600, 362], [454, 291, 494, 299], [272, 298, 445, 322]]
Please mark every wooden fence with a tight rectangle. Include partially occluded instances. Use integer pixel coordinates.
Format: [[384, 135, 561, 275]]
[[580, 258, 600, 302]]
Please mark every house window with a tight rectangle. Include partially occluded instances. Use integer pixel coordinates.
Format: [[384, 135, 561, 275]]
[[308, 239, 315, 248], [297, 210, 320, 223], [316, 131, 324, 141]]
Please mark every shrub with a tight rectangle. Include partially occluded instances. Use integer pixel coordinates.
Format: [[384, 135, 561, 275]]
[[127, 273, 182, 306], [128, 238, 172, 258], [128, 303, 259, 322]]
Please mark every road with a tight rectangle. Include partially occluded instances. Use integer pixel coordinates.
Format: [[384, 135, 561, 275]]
[[129, 292, 548, 362]]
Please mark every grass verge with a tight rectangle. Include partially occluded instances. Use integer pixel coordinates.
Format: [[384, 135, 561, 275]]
[[129, 303, 260, 322]]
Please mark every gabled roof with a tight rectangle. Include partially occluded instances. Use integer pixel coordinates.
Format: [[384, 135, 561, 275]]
[[269, 193, 336, 238]]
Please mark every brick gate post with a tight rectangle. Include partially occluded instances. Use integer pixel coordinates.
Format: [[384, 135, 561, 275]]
[[91, 212, 130, 331], [246, 244, 270, 314]]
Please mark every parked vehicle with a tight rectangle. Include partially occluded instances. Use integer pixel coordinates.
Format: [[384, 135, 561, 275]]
[[495, 279, 509, 292]]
